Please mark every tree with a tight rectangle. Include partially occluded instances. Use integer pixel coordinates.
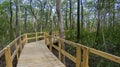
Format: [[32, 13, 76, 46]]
[[77, 0, 80, 42], [15, 0, 20, 37], [9, 0, 14, 39], [69, 0, 72, 29], [49, 0, 53, 34], [56, 0, 65, 63], [65, 0, 68, 30], [81, 0, 84, 28], [24, 7, 27, 33]]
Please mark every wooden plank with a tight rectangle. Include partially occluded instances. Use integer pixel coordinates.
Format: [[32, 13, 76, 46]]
[[44, 33, 47, 44], [36, 32, 38, 41], [17, 40, 65, 67], [25, 34, 28, 44], [61, 50, 76, 63], [49, 36, 53, 51], [82, 47, 89, 67], [37, 36, 44, 39], [27, 37, 36, 40], [76, 46, 81, 67], [15, 41, 19, 60], [52, 44, 59, 50], [90, 48, 120, 64], [5, 46, 13, 67], [12, 45, 20, 61], [55, 37, 77, 47], [58, 40, 62, 61]]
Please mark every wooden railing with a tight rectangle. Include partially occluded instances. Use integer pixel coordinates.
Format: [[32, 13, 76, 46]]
[[0, 32, 44, 67], [0, 32, 120, 67], [44, 32, 120, 67]]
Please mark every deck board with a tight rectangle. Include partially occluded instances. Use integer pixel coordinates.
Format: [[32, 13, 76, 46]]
[[17, 40, 65, 67]]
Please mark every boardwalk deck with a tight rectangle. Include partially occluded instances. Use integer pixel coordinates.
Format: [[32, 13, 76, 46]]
[[17, 40, 65, 67]]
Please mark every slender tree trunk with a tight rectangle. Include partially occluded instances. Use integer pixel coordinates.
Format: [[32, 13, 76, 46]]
[[10, 0, 14, 40], [77, 0, 80, 42], [56, 0, 65, 64], [15, 0, 20, 37], [30, 0, 37, 32], [65, 1, 68, 30], [24, 7, 27, 33], [81, 0, 84, 28], [49, 0, 53, 34], [112, 0, 115, 28], [95, 0, 101, 45], [69, 0, 72, 29]]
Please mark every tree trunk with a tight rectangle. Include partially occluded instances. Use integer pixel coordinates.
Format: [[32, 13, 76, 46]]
[[10, 0, 14, 40], [24, 7, 27, 33], [69, 0, 72, 29], [65, 1, 68, 30], [95, 0, 101, 45], [81, 0, 84, 28], [56, 0, 65, 64], [30, 0, 37, 32], [49, 0, 53, 35], [77, 0, 80, 42], [15, 0, 20, 37]]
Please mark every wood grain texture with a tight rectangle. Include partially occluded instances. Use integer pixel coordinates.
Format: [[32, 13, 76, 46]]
[[17, 40, 65, 67]]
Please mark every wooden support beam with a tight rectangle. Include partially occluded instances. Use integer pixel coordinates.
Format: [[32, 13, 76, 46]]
[[36, 32, 38, 41], [76, 46, 81, 67], [25, 34, 28, 44], [82, 47, 89, 67], [19, 38, 22, 52], [44, 32, 47, 44], [58, 40, 62, 61], [61, 50, 76, 63], [5, 46, 13, 67], [15, 41, 19, 61], [49, 36, 53, 52]]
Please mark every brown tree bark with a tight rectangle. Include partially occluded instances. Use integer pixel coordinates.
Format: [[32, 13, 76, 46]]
[[24, 7, 27, 33], [49, 0, 53, 35], [77, 0, 80, 42], [56, 0, 65, 64], [15, 0, 20, 37], [10, 0, 14, 40]]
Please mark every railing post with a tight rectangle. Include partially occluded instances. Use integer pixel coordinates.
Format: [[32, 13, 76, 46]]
[[76, 46, 81, 67], [36, 32, 38, 41], [58, 39, 62, 61], [49, 35, 52, 51], [44, 32, 47, 44], [5, 46, 13, 67], [15, 41, 19, 61], [25, 34, 28, 44], [19, 37, 22, 52], [82, 47, 89, 67]]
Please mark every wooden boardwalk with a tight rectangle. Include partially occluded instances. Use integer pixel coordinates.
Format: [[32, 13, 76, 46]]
[[17, 40, 65, 67]]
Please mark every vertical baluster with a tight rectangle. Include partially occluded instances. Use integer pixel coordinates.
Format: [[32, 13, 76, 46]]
[[36, 32, 38, 41], [58, 39, 62, 61], [82, 47, 89, 67], [76, 46, 81, 67], [5, 46, 13, 67], [15, 41, 19, 61], [19, 37, 22, 52], [49, 35, 52, 51], [25, 34, 28, 44], [44, 32, 47, 44]]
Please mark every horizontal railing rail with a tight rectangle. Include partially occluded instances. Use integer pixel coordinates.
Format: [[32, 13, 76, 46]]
[[0, 32, 120, 67], [44, 32, 120, 67], [0, 32, 44, 67]]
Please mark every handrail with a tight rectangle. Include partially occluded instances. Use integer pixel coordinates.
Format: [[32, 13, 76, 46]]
[[44, 32, 120, 67], [0, 32, 120, 67], [0, 32, 44, 67]]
